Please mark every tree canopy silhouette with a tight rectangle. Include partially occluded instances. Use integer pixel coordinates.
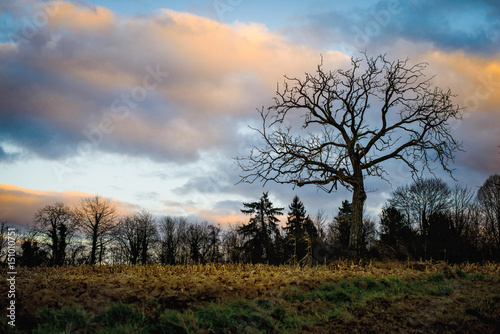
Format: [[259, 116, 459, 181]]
[[32, 202, 78, 266], [237, 53, 463, 253], [477, 174, 500, 253], [238, 192, 283, 264], [76, 196, 117, 265]]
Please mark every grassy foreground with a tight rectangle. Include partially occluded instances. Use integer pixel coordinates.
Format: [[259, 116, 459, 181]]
[[1, 261, 499, 333]]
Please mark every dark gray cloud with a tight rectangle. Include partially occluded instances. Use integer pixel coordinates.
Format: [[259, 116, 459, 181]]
[[455, 112, 500, 174], [0, 26, 230, 162], [284, 0, 500, 55], [213, 199, 243, 212]]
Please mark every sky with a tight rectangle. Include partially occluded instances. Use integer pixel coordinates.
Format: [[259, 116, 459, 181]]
[[0, 0, 499, 229]]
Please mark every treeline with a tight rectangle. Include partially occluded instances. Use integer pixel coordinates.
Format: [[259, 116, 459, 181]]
[[0, 174, 498, 266], [378, 174, 499, 262]]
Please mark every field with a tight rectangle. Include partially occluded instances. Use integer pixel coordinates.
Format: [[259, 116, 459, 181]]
[[1, 261, 499, 333]]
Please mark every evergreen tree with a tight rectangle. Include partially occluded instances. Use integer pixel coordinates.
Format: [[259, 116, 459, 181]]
[[379, 205, 416, 259], [284, 195, 318, 263], [428, 211, 453, 261], [238, 192, 283, 264], [333, 200, 352, 251], [379, 206, 413, 246]]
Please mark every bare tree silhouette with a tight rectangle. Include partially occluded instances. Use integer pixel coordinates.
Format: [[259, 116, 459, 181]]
[[237, 53, 463, 253], [32, 202, 78, 266], [114, 210, 158, 265], [477, 174, 500, 253], [76, 196, 117, 265]]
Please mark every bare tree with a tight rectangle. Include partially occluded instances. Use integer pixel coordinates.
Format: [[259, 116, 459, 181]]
[[186, 222, 205, 263], [32, 202, 78, 266], [159, 216, 188, 265], [221, 224, 245, 263], [136, 210, 158, 264], [389, 178, 451, 236], [445, 185, 480, 261], [76, 196, 117, 265], [388, 178, 451, 259], [204, 223, 223, 263], [114, 210, 158, 265], [0, 221, 10, 263], [477, 174, 500, 254], [237, 53, 462, 252], [449, 185, 475, 239], [113, 215, 138, 264], [67, 244, 87, 266]]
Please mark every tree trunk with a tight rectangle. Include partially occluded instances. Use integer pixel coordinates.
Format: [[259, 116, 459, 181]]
[[56, 224, 67, 266], [350, 176, 366, 255], [141, 234, 148, 264], [90, 230, 98, 265], [98, 237, 104, 264], [50, 227, 58, 266]]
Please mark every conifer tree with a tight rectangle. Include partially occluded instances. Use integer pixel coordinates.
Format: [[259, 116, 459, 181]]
[[285, 195, 318, 263], [334, 200, 352, 250], [238, 192, 283, 263]]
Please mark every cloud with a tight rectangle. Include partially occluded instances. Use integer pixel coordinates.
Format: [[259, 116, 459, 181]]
[[134, 191, 160, 201], [1, 0, 498, 227], [422, 51, 500, 113], [0, 1, 349, 165], [48, 1, 115, 33], [0, 145, 21, 162], [455, 113, 500, 173], [0, 184, 138, 228], [161, 199, 207, 220], [373, 48, 500, 177], [196, 208, 247, 225], [286, 0, 500, 56], [375, 0, 499, 55], [140, 170, 169, 180], [159, 197, 248, 226]]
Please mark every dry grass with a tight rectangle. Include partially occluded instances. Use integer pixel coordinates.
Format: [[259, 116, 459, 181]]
[[1, 261, 499, 333]]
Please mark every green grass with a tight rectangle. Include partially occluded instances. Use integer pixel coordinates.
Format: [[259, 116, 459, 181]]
[[21, 274, 477, 334], [35, 305, 88, 334]]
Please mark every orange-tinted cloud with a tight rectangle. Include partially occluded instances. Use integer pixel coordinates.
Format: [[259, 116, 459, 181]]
[[196, 208, 247, 226], [161, 199, 249, 227], [0, 2, 350, 163], [423, 51, 500, 114], [47, 1, 115, 33], [0, 184, 137, 228]]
